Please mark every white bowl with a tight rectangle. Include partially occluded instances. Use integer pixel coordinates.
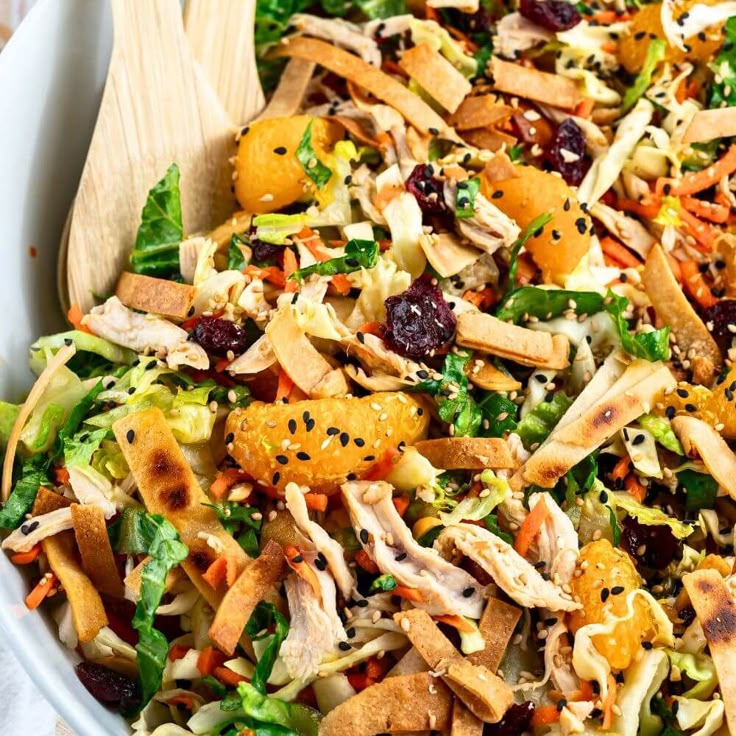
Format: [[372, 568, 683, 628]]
[[0, 1, 129, 733]]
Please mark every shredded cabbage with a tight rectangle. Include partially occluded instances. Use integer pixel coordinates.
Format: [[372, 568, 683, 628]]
[[614, 493, 695, 539]]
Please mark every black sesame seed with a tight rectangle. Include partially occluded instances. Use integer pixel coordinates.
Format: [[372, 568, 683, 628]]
[[642, 641, 653, 650], [428, 127, 439, 135], [225, 432, 234, 444], [544, 617, 557, 626], [600, 588, 610, 602], [306, 418, 316, 432], [354, 438, 365, 447], [315, 554, 327, 571], [676, 388, 689, 398], [356, 331, 365, 344], [272, 471, 281, 485], [416, 369, 429, 380], [611, 585, 625, 595], [599, 490, 609, 503], [359, 529, 369, 544], [632, 434, 646, 445], [64, 338, 73, 346], [275, 455, 289, 465], [296, 451, 311, 461], [21, 521, 39, 535], [363, 455, 376, 462], [327, 427, 340, 436], [273, 146, 287, 155], [634, 30, 646, 39], [338, 641, 351, 651], [563, 199, 571, 212], [288, 419, 297, 435], [127, 387, 136, 395], [556, 698, 567, 712], [665, 406, 676, 419], [356, 599, 369, 607], [685, 403, 697, 412], [346, 627, 356, 638], [417, 408, 424, 416], [575, 217, 587, 234], [291, 554, 304, 563], [340, 432, 350, 447], [727, 389, 735, 402], [491, 190, 504, 199], [395, 552, 407, 561], [302, 411, 311, 424], [462, 587, 475, 598]]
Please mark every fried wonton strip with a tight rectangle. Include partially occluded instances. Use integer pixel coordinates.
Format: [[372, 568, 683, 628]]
[[259, 57, 316, 121], [115, 272, 196, 321], [265, 307, 348, 398], [465, 356, 521, 392], [274, 37, 448, 134], [514, 361, 675, 488], [420, 233, 481, 279], [398, 43, 472, 114], [112, 408, 248, 608], [451, 700, 484, 736], [461, 127, 516, 152], [490, 57, 581, 110], [413, 438, 516, 470], [387, 647, 430, 677], [672, 416, 736, 499], [395, 609, 513, 723], [683, 108, 736, 144], [209, 540, 285, 656], [468, 597, 521, 673], [456, 311, 570, 370], [2, 343, 75, 501], [682, 569, 736, 734], [32, 487, 71, 515], [205, 211, 252, 250], [319, 672, 453, 736], [449, 95, 514, 132], [71, 503, 124, 598], [643, 244, 722, 383]]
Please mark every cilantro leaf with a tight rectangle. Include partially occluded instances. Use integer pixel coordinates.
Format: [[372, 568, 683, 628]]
[[289, 239, 379, 282], [228, 233, 248, 271], [709, 17, 736, 109], [130, 164, 183, 278], [370, 573, 398, 592], [296, 120, 332, 188], [507, 212, 553, 293], [604, 291, 670, 361]]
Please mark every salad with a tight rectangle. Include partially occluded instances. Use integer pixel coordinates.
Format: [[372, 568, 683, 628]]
[[3, 0, 736, 734]]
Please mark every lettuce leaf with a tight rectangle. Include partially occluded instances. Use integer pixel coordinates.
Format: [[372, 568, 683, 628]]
[[289, 239, 379, 282], [440, 469, 510, 525], [614, 492, 695, 539], [130, 513, 188, 712], [53, 378, 104, 461], [623, 39, 666, 113], [296, 120, 332, 189], [638, 414, 684, 455], [516, 392, 571, 450], [237, 682, 321, 735], [202, 501, 262, 558], [246, 602, 290, 694], [355, 0, 407, 18], [0, 401, 20, 449], [667, 650, 717, 699], [496, 287, 606, 324], [709, 16, 736, 109], [129, 164, 183, 278], [0, 458, 51, 530], [606, 292, 670, 361], [30, 331, 136, 374]]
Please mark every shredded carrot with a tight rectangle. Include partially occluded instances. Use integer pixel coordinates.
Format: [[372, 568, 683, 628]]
[[601, 41, 618, 54], [213, 666, 249, 687], [681, 260, 718, 309], [611, 455, 631, 483], [435, 614, 475, 633], [392, 496, 410, 517], [197, 646, 227, 676], [53, 466, 70, 486], [574, 98, 595, 119], [330, 273, 352, 295], [168, 644, 190, 662], [363, 448, 399, 481], [569, 680, 595, 702], [11, 545, 41, 565], [393, 585, 424, 603], [445, 25, 478, 53], [67, 304, 93, 334], [284, 544, 322, 597], [355, 549, 379, 574], [515, 254, 537, 285], [658, 145, 736, 197], [209, 468, 249, 501], [381, 58, 410, 79], [679, 207, 716, 251], [304, 493, 328, 513], [589, 9, 631, 23], [514, 501, 550, 557], [243, 264, 286, 288], [373, 184, 404, 212], [283, 248, 299, 293], [682, 196, 730, 224], [357, 321, 385, 338], [602, 674, 618, 730], [531, 705, 561, 726], [618, 198, 661, 219], [425, 4, 440, 21], [275, 369, 295, 404], [166, 694, 197, 710], [25, 574, 57, 610], [624, 474, 647, 504], [462, 287, 496, 311], [202, 555, 239, 590], [600, 236, 642, 269]]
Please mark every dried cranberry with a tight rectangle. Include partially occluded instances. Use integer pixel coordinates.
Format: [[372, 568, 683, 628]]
[[442, 6, 492, 35], [519, 0, 581, 31], [384, 276, 457, 359], [189, 316, 250, 357], [621, 516, 680, 570], [76, 661, 140, 714], [486, 702, 535, 735], [247, 224, 282, 265], [702, 299, 736, 357], [405, 164, 451, 224], [546, 119, 587, 186], [679, 604, 696, 627]]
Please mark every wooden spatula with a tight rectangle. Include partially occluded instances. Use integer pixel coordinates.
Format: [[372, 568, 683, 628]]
[[66, 0, 235, 313], [184, 0, 265, 125]]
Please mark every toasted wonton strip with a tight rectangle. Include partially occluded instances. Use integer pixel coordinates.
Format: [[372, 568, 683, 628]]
[[265, 307, 348, 398], [465, 356, 521, 392], [673, 416, 736, 499], [514, 361, 675, 488], [683, 569, 736, 734], [259, 57, 316, 121], [451, 700, 484, 736], [468, 597, 521, 673], [482, 152, 521, 184], [112, 408, 248, 608], [421, 233, 481, 278], [399, 43, 472, 114], [274, 37, 447, 134], [490, 57, 581, 110], [226, 333, 277, 375], [205, 211, 252, 250], [684, 108, 736, 144], [319, 672, 453, 736], [115, 272, 196, 321], [461, 127, 517, 152], [387, 647, 430, 678], [2, 343, 75, 501], [395, 609, 513, 723], [456, 311, 569, 370], [209, 539, 285, 655], [450, 95, 513, 132], [32, 486, 71, 515], [414, 438, 516, 470], [71, 503, 124, 598], [643, 244, 721, 383]]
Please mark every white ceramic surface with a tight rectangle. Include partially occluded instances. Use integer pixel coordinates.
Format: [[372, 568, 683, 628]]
[[0, 1, 130, 733]]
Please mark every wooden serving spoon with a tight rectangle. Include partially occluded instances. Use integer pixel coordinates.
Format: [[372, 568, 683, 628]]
[[66, 0, 236, 313]]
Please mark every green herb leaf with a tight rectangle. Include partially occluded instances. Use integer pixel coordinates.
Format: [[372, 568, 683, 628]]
[[679, 469, 718, 512], [516, 392, 571, 450], [245, 602, 290, 694], [130, 514, 188, 712], [496, 287, 605, 323], [0, 460, 50, 530], [507, 212, 553, 293], [203, 501, 262, 558], [622, 39, 666, 113], [608, 506, 621, 546], [229, 234, 248, 271], [130, 164, 183, 278], [709, 17, 736, 109], [604, 291, 670, 361], [477, 392, 518, 438], [237, 682, 321, 735], [354, 0, 407, 19], [296, 120, 332, 189], [370, 573, 398, 592], [289, 239, 379, 282], [63, 427, 109, 469], [0, 401, 20, 450], [455, 177, 481, 219]]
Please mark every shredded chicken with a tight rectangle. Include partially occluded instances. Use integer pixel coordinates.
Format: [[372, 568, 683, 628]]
[[590, 201, 656, 258], [492, 12, 552, 59], [285, 482, 355, 598], [528, 493, 578, 584], [437, 524, 581, 611], [83, 296, 208, 370], [2, 508, 74, 553], [291, 14, 381, 68], [344, 332, 426, 381], [342, 481, 484, 617]]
